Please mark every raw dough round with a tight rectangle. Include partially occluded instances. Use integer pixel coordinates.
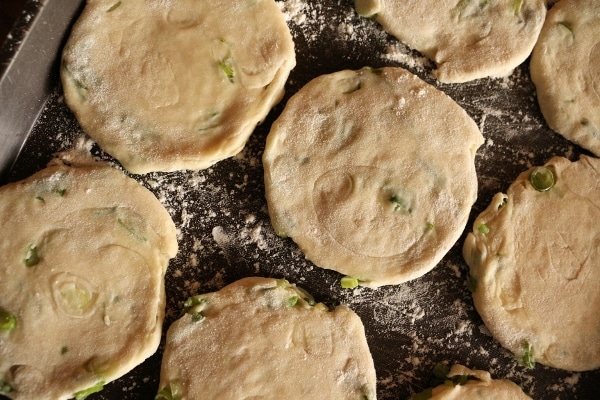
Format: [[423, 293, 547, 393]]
[[0, 161, 178, 399], [61, 0, 295, 174], [157, 277, 377, 400], [263, 67, 483, 287], [419, 364, 531, 400], [530, 0, 600, 157], [463, 156, 600, 371], [355, 0, 546, 83]]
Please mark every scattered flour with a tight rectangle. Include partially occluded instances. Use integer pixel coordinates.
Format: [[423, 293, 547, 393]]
[[382, 43, 432, 72], [4, 1, 596, 399]]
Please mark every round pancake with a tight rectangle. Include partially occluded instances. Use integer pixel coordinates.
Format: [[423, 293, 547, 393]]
[[61, 0, 295, 174], [263, 67, 483, 287], [418, 364, 531, 399], [157, 277, 377, 400], [355, 0, 546, 83], [463, 155, 600, 371], [530, 0, 600, 157], [0, 161, 178, 399]]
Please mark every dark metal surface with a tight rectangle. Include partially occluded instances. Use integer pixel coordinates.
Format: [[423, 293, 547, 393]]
[[1, 1, 599, 399], [0, 0, 82, 183]]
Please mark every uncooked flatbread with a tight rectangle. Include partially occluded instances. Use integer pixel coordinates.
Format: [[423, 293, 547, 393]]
[[413, 364, 531, 400], [530, 0, 600, 157], [263, 67, 483, 287], [157, 277, 377, 399], [463, 155, 600, 371], [0, 160, 178, 399], [61, 0, 295, 174], [354, 0, 546, 83]]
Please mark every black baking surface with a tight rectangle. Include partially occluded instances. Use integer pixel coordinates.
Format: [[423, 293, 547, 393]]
[[1, 1, 599, 399]]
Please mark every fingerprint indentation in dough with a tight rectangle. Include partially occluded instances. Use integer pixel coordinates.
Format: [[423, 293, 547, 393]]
[[140, 53, 179, 109], [292, 320, 334, 357], [51, 272, 99, 318], [165, 1, 203, 28], [312, 166, 422, 258]]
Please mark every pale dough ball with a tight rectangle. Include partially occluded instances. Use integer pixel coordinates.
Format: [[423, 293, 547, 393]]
[[463, 155, 600, 371], [0, 161, 178, 399], [263, 67, 483, 287], [157, 277, 377, 400], [355, 0, 547, 83], [530, 0, 600, 157], [61, 0, 295, 174]]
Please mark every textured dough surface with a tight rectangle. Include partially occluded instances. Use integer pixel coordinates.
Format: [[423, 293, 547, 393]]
[[0, 161, 178, 399], [530, 0, 600, 156], [263, 67, 483, 287], [463, 155, 600, 371], [354, 0, 546, 83], [425, 365, 531, 399], [61, 0, 295, 174], [158, 277, 377, 399]]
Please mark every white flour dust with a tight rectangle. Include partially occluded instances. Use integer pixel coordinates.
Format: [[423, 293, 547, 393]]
[[8, 1, 596, 399]]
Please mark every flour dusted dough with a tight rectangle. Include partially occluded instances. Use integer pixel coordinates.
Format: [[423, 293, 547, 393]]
[[354, 0, 546, 83], [157, 277, 377, 400], [530, 0, 600, 157], [0, 160, 178, 399], [422, 365, 531, 400], [61, 0, 295, 174], [463, 156, 600, 371], [263, 67, 483, 287]]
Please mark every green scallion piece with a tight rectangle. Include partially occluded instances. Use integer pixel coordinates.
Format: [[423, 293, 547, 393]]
[[191, 311, 205, 322], [181, 296, 207, 315], [529, 166, 555, 192], [513, 0, 523, 15], [24, 244, 40, 267], [521, 340, 535, 368], [276, 279, 291, 288], [117, 218, 147, 242], [74, 381, 105, 400], [219, 59, 235, 83], [155, 388, 173, 400], [355, 1, 379, 18], [477, 223, 490, 234], [0, 381, 12, 394], [294, 286, 315, 306], [74, 78, 88, 90], [155, 380, 183, 400], [390, 195, 411, 212], [341, 276, 360, 289], [287, 296, 299, 307], [0, 310, 16, 331]]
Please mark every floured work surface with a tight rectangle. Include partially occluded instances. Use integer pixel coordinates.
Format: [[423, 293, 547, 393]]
[[1, 1, 599, 399]]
